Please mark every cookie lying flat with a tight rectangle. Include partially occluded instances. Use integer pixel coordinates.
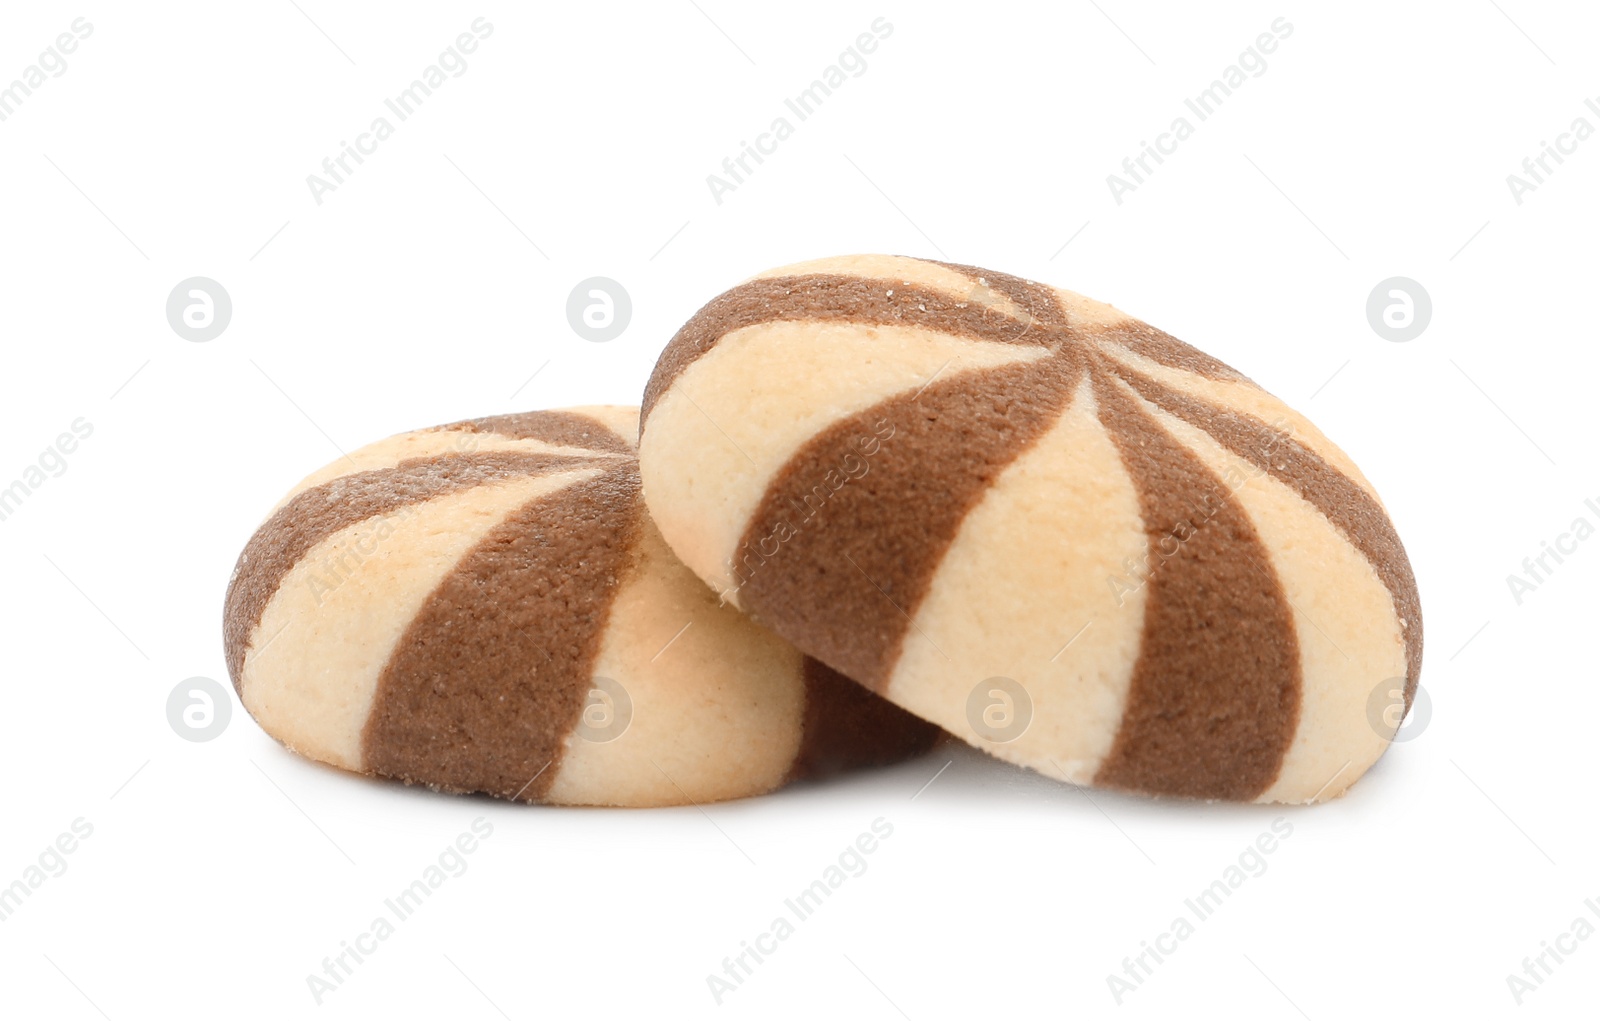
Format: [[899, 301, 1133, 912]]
[[638, 255, 1422, 804], [223, 406, 939, 807]]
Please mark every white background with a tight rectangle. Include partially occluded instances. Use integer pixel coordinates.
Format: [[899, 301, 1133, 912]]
[[1, 1, 1596, 1017]]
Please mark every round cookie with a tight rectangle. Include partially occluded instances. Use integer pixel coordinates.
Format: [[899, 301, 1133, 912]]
[[638, 255, 1423, 804], [223, 405, 940, 807]]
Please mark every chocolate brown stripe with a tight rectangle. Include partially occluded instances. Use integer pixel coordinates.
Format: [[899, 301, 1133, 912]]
[[360, 466, 642, 801], [1096, 322, 1251, 383], [641, 273, 1051, 427], [1090, 369, 1301, 800], [1114, 367, 1423, 704], [788, 658, 943, 781], [439, 410, 634, 453], [222, 451, 594, 693], [736, 353, 1083, 691], [939, 256, 1247, 382], [929, 260, 1072, 329]]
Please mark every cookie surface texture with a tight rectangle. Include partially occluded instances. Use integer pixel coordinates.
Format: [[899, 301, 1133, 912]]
[[638, 256, 1422, 804], [224, 405, 939, 807]]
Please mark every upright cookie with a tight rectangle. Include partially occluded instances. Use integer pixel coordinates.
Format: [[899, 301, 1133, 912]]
[[638, 255, 1422, 804], [224, 406, 939, 807]]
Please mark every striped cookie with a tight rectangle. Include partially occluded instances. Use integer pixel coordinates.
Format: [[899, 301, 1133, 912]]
[[223, 406, 939, 807], [638, 255, 1423, 804]]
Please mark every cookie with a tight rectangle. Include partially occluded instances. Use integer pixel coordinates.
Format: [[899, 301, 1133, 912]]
[[223, 406, 939, 807], [638, 255, 1422, 803]]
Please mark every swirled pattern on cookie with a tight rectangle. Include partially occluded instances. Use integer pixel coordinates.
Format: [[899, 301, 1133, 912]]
[[638, 256, 1423, 804], [224, 405, 940, 807]]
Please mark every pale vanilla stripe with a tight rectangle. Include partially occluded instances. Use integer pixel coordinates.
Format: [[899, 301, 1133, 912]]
[[1094, 342, 1383, 504], [749, 254, 1041, 323], [545, 515, 805, 807], [242, 467, 602, 770], [1126, 387, 1407, 803], [571, 405, 643, 448], [273, 429, 623, 512], [639, 320, 1049, 601], [884, 376, 1150, 784], [1047, 285, 1138, 329]]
